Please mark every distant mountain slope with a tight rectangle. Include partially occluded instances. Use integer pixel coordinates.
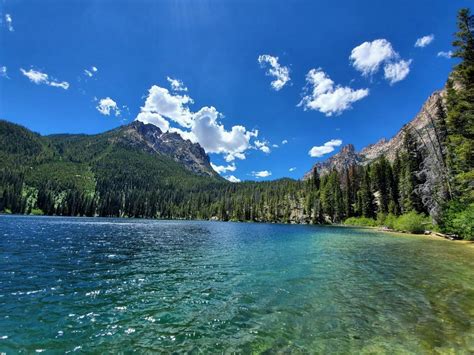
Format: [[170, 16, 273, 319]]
[[304, 89, 446, 178]]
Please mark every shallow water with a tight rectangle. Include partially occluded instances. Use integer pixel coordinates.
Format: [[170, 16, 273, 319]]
[[0, 215, 473, 353]]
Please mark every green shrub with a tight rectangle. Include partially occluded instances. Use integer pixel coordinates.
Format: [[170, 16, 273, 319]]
[[442, 202, 474, 240], [384, 213, 398, 229], [393, 211, 429, 234], [30, 208, 44, 216], [344, 216, 377, 227]]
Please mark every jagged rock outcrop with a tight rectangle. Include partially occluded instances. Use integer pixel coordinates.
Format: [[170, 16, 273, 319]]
[[303, 144, 361, 179], [115, 121, 217, 177]]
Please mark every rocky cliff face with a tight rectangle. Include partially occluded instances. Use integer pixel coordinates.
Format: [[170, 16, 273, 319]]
[[115, 121, 217, 177], [303, 144, 361, 179], [305, 90, 446, 177]]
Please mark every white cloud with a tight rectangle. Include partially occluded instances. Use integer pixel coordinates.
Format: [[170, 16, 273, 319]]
[[136, 111, 169, 131], [384, 59, 412, 85], [350, 39, 396, 76], [299, 68, 369, 116], [135, 84, 259, 160], [84, 66, 98, 78], [0, 66, 8, 78], [191, 106, 258, 158], [254, 139, 271, 154], [96, 97, 121, 116], [258, 54, 290, 91], [138, 85, 194, 128], [224, 152, 246, 162], [437, 51, 453, 59], [289, 167, 296, 172], [20, 68, 70, 90], [5, 14, 13, 32], [167, 77, 188, 92], [281, 139, 288, 145], [415, 34, 434, 48], [350, 39, 412, 84], [252, 170, 272, 178], [225, 175, 241, 183], [272, 144, 279, 148], [211, 162, 236, 174], [308, 139, 342, 158]]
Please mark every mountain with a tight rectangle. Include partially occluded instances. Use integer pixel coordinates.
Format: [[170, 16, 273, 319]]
[[305, 89, 446, 176]]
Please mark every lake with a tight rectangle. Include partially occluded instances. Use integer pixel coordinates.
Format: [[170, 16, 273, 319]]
[[0, 215, 473, 353]]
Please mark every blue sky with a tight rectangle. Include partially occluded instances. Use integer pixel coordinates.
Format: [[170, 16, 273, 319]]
[[0, 0, 470, 182]]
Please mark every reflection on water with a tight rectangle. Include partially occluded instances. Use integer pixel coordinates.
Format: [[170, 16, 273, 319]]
[[0, 216, 473, 353]]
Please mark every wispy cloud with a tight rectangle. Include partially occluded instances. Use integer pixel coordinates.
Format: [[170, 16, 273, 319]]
[[258, 54, 290, 91], [84, 66, 98, 77], [20, 68, 70, 90], [0, 66, 8, 78], [252, 170, 272, 178], [437, 51, 453, 59], [167, 77, 188, 92], [5, 14, 13, 32], [289, 167, 296, 172], [415, 34, 434, 48]]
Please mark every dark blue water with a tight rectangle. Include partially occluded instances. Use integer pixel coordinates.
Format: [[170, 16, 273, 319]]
[[1, 216, 473, 353]]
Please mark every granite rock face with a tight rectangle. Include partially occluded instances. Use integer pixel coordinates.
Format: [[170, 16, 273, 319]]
[[115, 121, 217, 177]]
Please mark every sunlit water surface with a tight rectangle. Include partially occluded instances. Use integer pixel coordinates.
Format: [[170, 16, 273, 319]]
[[0, 216, 473, 353]]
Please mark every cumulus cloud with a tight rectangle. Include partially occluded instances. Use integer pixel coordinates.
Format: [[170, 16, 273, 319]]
[[350, 39, 396, 76], [289, 167, 296, 172], [211, 162, 236, 174], [384, 59, 412, 85], [191, 106, 258, 159], [135, 83, 259, 160], [136, 111, 169, 131], [299, 68, 369, 116], [415, 34, 434, 48], [5, 14, 13, 32], [167, 77, 188, 92], [258, 54, 290, 91], [96, 97, 121, 116], [138, 85, 194, 128], [254, 140, 271, 153], [84, 66, 98, 77], [308, 139, 342, 158], [225, 175, 241, 183], [252, 170, 272, 178], [350, 39, 412, 84], [437, 51, 453, 59], [281, 139, 288, 145], [20, 68, 70, 90]]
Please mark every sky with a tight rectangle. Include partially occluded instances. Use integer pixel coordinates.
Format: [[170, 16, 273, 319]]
[[0, 0, 471, 182]]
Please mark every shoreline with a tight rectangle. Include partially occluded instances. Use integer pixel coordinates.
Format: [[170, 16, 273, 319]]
[[2, 213, 472, 245]]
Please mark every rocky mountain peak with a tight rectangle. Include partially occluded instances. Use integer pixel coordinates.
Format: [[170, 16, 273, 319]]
[[116, 120, 217, 177]]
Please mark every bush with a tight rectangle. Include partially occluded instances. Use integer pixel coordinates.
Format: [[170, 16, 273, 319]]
[[30, 208, 44, 216], [442, 201, 474, 240], [344, 216, 377, 227], [393, 211, 429, 234]]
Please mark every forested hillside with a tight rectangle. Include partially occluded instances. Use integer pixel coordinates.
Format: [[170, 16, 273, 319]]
[[0, 9, 472, 239]]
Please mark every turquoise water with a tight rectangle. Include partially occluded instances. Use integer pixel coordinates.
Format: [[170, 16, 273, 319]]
[[0, 216, 473, 353]]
